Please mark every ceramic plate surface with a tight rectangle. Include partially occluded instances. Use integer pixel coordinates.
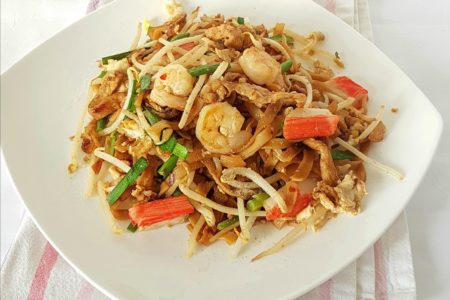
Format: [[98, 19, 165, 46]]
[[1, 0, 442, 299]]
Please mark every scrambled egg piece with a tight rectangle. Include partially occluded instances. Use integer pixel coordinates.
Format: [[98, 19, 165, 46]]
[[312, 171, 367, 215], [118, 119, 145, 140]]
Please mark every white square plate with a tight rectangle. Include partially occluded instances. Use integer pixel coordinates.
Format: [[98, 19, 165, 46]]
[[1, 0, 443, 299]]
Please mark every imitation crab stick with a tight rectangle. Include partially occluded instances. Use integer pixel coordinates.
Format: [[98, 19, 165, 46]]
[[266, 194, 312, 221], [283, 108, 339, 140], [129, 195, 194, 228], [265, 184, 312, 221], [179, 41, 196, 50], [326, 76, 368, 109]]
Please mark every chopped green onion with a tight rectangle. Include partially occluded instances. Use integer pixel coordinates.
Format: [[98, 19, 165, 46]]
[[127, 80, 137, 113], [169, 33, 190, 42], [101, 50, 132, 65], [107, 157, 148, 205], [237, 17, 245, 25], [157, 155, 178, 179], [159, 135, 177, 153], [96, 117, 108, 132], [172, 188, 183, 197], [188, 64, 220, 77], [140, 74, 151, 92], [269, 34, 294, 45], [280, 59, 293, 73], [173, 143, 189, 160], [217, 216, 239, 230], [331, 149, 355, 160], [246, 193, 269, 212], [143, 108, 160, 125], [127, 223, 138, 233], [97, 71, 107, 78], [107, 131, 118, 155]]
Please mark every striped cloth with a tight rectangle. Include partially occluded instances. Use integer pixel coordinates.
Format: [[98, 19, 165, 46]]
[[1, 0, 417, 299]]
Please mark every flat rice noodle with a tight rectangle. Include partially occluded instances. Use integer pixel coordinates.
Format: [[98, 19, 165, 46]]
[[239, 127, 273, 159], [196, 181, 215, 196], [186, 146, 204, 163], [277, 172, 291, 183], [239, 101, 281, 159], [310, 160, 322, 179], [212, 185, 234, 205], [220, 154, 246, 168], [272, 115, 285, 137], [292, 148, 316, 181], [220, 231, 238, 245], [91, 158, 103, 174], [136, 156, 160, 190], [243, 118, 258, 132], [275, 159, 299, 173], [354, 163, 366, 182], [238, 102, 280, 157], [198, 225, 214, 245], [360, 141, 371, 154], [188, 211, 201, 227], [255, 102, 282, 134], [187, 161, 205, 171], [273, 146, 301, 163], [262, 138, 292, 150], [110, 208, 130, 220], [203, 159, 252, 198], [258, 149, 279, 176], [184, 97, 205, 128], [245, 153, 261, 174], [244, 102, 264, 120]]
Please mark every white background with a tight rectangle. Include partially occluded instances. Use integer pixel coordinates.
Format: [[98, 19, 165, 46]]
[[1, 0, 449, 299]]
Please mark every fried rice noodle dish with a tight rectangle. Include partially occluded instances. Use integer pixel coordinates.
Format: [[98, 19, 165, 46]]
[[69, 3, 403, 261]]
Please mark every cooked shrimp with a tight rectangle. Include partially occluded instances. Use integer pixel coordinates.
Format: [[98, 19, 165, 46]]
[[196, 102, 250, 154], [238, 47, 281, 86], [149, 64, 195, 111]]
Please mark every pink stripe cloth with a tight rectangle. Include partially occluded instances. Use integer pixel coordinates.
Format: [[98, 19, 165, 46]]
[[0, 0, 416, 299], [375, 239, 388, 299], [27, 243, 58, 300]]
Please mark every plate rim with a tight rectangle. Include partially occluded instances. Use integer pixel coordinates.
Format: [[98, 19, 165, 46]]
[[1, 0, 444, 298]]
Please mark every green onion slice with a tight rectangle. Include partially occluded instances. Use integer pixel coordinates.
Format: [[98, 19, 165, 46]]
[[172, 188, 183, 197], [246, 193, 269, 212], [140, 74, 151, 92], [169, 33, 190, 42], [159, 135, 177, 153], [107, 131, 118, 155], [280, 59, 293, 73], [107, 157, 148, 205], [188, 64, 220, 77], [96, 117, 108, 132], [269, 34, 294, 45], [217, 216, 239, 230], [143, 108, 160, 125], [173, 143, 189, 160], [331, 149, 355, 160], [157, 155, 178, 179], [127, 80, 137, 113], [237, 17, 245, 25], [101, 50, 132, 65], [97, 71, 107, 79], [127, 223, 138, 233]]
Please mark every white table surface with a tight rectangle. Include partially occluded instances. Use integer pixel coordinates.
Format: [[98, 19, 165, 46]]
[[1, 0, 449, 299]]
